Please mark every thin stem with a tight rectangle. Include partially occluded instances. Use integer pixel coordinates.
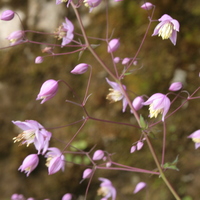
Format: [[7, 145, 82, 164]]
[[161, 121, 166, 166]]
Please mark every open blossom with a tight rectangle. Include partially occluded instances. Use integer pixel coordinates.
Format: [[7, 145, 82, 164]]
[[45, 147, 65, 175], [143, 93, 170, 121], [188, 130, 200, 149], [84, 0, 102, 12], [7, 30, 25, 46], [152, 14, 180, 45], [36, 79, 59, 104], [55, 18, 74, 47], [106, 78, 128, 112], [133, 182, 147, 194], [97, 178, 116, 200], [1, 10, 15, 21], [12, 120, 52, 154], [18, 154, 39, 176]]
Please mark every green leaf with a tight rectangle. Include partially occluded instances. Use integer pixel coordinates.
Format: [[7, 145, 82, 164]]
[[163, 155, 179, 171], [140, 115, 148, 130]]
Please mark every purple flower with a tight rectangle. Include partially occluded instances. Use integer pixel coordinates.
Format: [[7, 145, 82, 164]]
[[62, 193, 72, 200], [84, 0, 102, 12], [133, 182, 147, 194], [93, 150, 104, 160], [55, 18, 74, 47], [130, 145, 136, 153], [12, 120, 52, 154], [71, 63, 89, 74], [113, 57, 120, 63], [122, 58, 130, 65], [188, 130, 200, 149], [152, 14, 180, 45], [56, 0, 68, 4], [82, 168, 93, 179], [97, 178, 116, 200], [11, 194, 26, 200], [18, 154, 39, 176], [107, 39, 120, 53], [169, 82, 182, 91], [136, 141, 144, 150], [132, 96, 144, 111], [1, 10, 15, 21], [6, 30, 25, 46], [143, 93, 170, 121], [106, 78, 128, 112], [36, 79, 59, 104], [141, 2, 153, 10], [35, 56, 44, 64], [45, 147, 65, 175]]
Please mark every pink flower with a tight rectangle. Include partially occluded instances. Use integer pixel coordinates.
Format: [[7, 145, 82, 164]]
[[55, 18, 74, 47], [152, 14, 180, 45], [143, 93, 170, 121], [113, 57, 120, 63], [12, 120, 52, 154], [107, 39, 120, 53], [106, 78, 128, 112], [62, 193, 72, 200], [45, 147, 65, 174], [36, 79, 59, 104], [169, 82, 182, 91], [35, 56, 44, 64], [130, 145, 136, 153], [93, 150, 104, 160], [132, 96, 144, 111], [98, 178, 116, 200], [11, 194, 26, 200], [7, 30, 25, 46], [122, 58, 130, 65], [18, 154, 39, 176], [71, 63, 89, 74], [188, 130, 200, 149], [133, 182, 147, 194], [141, 2, 154, 10], [1, 10, 15, 21], [84, 0, 102, 12], [82, 168, 93, 179]]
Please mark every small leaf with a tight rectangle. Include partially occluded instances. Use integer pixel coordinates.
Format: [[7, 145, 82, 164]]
[[140, 115, 148, 130]]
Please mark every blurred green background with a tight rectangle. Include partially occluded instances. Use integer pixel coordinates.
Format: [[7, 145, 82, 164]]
[[0, 0, 200, 199]]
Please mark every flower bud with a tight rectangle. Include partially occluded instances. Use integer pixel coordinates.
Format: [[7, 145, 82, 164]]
[[62, 193, 72, 200], [141, 2, 153, 10], [122, 57, 130, 65], [133, 182, 147, 194], [137, 141, 144, 150], [113, 57, 120, 63], [71, 63, 89, 74], [0, 10, 15, 21], [92, 150, 104, 160], [132, 96, 144, 111], [130, 145, 136, 153], [82, 168, 92, 179], [36, 79, 59, 104], [168, 82, 182, 91], [107, 38, 120, 53], [35, 56, 44, 64]]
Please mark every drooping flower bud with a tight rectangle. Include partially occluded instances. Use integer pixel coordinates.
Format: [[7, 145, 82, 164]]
[[141, 2, 153, 10], [132, 96, 144, 111], [92, 150, 104, 160], [107, 38, 120, 53], [136, 141, 144, 150], [71, 63, 89, 74], [82, 168, 93, 179], [122, 58, 130, 65], [113, 57, 120, 63], [168, 82, 182, 91], [133, 182, 147, 194], [36, 79, 59, 104], [62, 193, 72, 200], [130, 145, 136, 153], [0, 10, 15, 21], [35, 56, 44, 64]]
